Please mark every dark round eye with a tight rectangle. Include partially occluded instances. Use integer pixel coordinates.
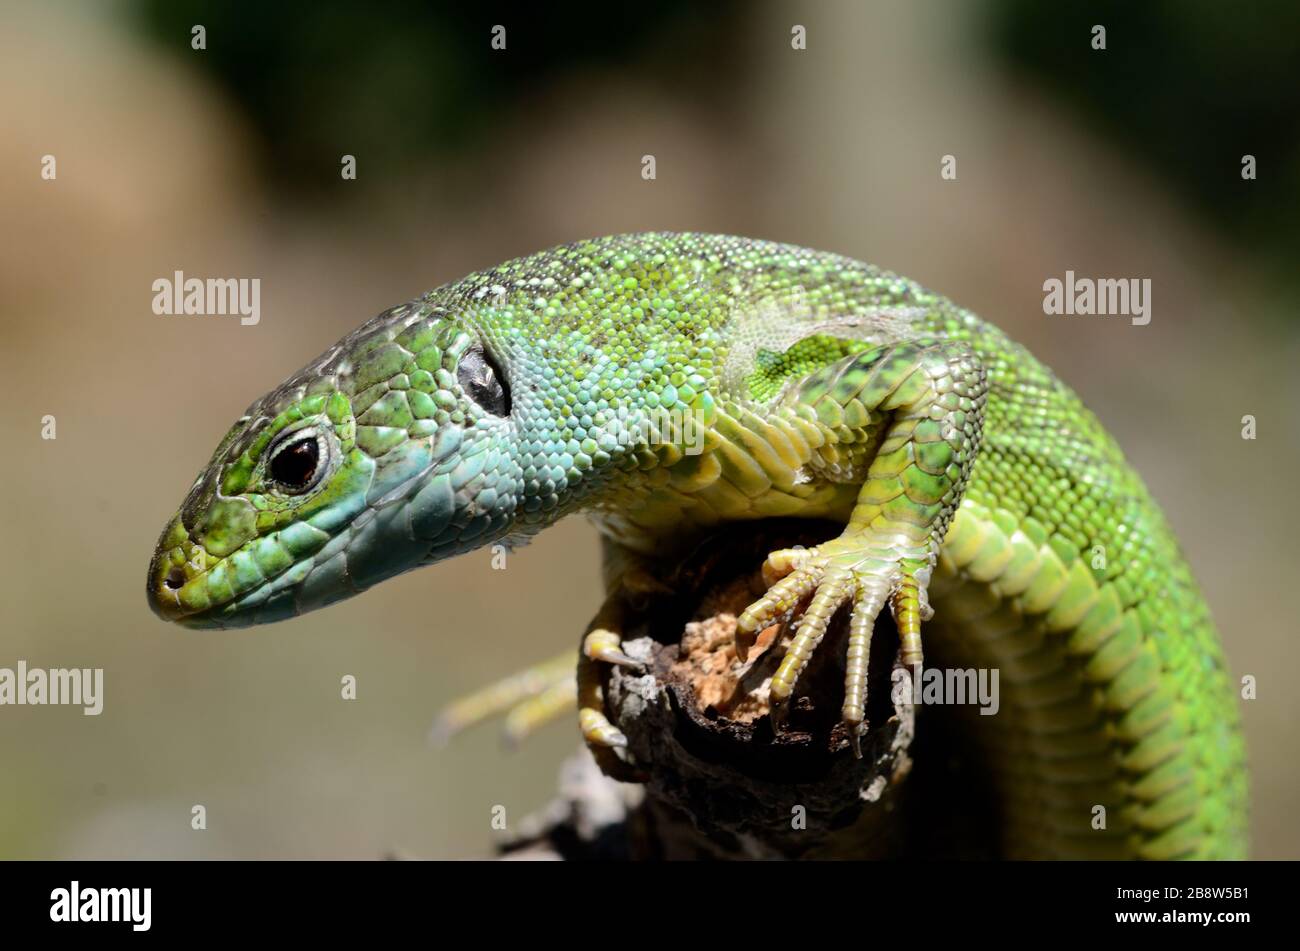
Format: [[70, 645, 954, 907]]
[[457, 346, 511, 417], [269, 436, 321, 492]]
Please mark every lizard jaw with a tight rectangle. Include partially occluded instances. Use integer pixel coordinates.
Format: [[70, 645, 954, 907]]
[[146, 513, 297, 629]]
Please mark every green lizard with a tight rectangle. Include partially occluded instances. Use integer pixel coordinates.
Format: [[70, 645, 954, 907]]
[[146, 233, 1248, 859]]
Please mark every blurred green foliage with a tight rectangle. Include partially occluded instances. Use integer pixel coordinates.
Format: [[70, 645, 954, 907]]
[[988, 0, 1300, 286], [136, 1, 1298, 284], [134, 0, 738, 190]]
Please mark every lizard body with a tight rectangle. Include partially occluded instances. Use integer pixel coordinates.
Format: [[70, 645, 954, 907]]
[[147, 233, 1248, 859]]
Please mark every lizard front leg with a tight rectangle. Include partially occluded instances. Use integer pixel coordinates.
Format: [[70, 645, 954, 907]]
[[428, 589, 643, 755], [431, 541, 662, 769], [430, 650, 577, 747], [736, 340, 988, 756]]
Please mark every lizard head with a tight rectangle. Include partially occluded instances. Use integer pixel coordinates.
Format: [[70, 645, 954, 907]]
[[147, 299, 525, 629]]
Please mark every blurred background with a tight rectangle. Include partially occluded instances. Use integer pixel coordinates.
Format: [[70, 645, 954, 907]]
[[2, 0, 1297, 858]]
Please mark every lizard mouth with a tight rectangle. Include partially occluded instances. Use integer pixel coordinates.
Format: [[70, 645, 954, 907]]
[[146, 521, 228, 627], [147, 510, 344, 629], [146, 514, 280, 629]]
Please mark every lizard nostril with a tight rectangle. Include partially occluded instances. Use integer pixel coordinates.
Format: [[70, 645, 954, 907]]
[[164, 566, 187, 590]]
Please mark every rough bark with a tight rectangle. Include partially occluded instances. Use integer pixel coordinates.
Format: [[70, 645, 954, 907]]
[[501, 520, 955, 861]]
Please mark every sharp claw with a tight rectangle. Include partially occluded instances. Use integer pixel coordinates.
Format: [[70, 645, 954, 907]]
[[603, 649, 644, 670], [734, 624, 755, 663], [770, 695, 790, 733], [848, 721, 867, 760], [585, 722, 628, 749], [579, 706, 628, 749], [582, 629, 644, 669], [734, 611, 770, 665], [738, 538, 933, 762]]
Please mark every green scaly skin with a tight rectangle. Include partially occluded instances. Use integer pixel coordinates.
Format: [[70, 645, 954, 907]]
[[147, 233, 1247, 859]]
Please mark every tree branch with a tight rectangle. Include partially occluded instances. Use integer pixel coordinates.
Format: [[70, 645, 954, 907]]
[[503, 520, 946, 860]]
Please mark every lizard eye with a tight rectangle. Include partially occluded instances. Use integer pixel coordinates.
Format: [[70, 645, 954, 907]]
[[458, 345, 511, 417], [268, 433, 324, 494]]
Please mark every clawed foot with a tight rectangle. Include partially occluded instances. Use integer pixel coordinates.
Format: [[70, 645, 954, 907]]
[[576, 627, 651, 782], [430, 650, 578, 748], [434, 538, 930, 770], [735, 536, 934, 758], [431, 569, 654, 782]]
